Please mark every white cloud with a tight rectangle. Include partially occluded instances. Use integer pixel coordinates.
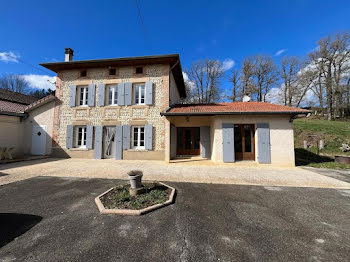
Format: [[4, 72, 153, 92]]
[[22, 74, 56, 90], [265, 87, 283, 104], [182, 72, 196, 90], [274, 49, 287, 56], [0, 51, 20, 63], [221, 58, 235, 71]]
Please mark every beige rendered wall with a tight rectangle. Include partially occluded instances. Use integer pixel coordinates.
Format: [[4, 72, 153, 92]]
[[53, 64, 172, 159], [0, 115, 24, 158], [212, 115, 295, 167], [23, 101, 55, 155]]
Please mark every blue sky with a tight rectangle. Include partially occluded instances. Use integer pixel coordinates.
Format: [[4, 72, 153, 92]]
[[1, 0, 350, 91]]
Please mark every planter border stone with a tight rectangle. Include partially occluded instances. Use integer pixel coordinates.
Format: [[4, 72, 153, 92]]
[[95, 182, 176, 216]]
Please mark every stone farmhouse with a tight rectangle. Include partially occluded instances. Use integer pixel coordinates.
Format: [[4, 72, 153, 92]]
[[39, 48, 309, 166]]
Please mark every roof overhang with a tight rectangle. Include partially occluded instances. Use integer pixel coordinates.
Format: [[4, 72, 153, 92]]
[[0, 110, 26, 117], [161, 111, 311, 117], [40, 54, 186, 98]]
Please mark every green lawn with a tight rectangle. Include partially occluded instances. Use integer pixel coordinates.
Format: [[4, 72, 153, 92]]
[[293, 118, 350, 169]]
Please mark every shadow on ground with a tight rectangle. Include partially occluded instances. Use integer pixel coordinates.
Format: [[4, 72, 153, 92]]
[[295, 148, 333, 166], [0, 213, 42, 248]]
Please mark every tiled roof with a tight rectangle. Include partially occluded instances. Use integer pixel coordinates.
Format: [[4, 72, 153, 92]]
[[25, 94, 56, 112], [0, 89, 38, 105], [0, 100, 27, 114], [0, 90, 56, 115], [162, 102, 310, 115]]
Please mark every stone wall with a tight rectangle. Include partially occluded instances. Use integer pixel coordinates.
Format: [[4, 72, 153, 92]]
[[53, 64, 171, 159]]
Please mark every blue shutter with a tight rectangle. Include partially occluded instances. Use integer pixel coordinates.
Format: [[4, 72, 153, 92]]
[[94, 126, 103, 159], [124, 82, 132, 105], [257, 123, 271, 164], [145, 124, 153, 150], [118, 83, 125, 105], [88, 84, 95, 107], [122, 125, 130, 149], [98, 84, 105, 107], [69, 85, 76, 107], [66, 125, 73, 149], [200, 126, 211, 158], [115, 125, 123, 160], [86, 125, 93, 149], [145, 81, 153, 105], [222, 123, 235, 163]]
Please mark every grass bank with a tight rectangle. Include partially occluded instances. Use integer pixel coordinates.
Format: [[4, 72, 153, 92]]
[[294, 118, 350, 169]]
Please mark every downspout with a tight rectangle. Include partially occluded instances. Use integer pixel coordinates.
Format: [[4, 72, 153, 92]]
[[168, 60, 180, 107]]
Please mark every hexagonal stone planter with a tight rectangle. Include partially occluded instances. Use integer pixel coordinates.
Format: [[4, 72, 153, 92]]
[[95, 182, 176, 216]]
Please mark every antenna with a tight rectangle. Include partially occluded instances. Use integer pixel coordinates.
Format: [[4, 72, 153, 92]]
[[242, 95, 251, 102]]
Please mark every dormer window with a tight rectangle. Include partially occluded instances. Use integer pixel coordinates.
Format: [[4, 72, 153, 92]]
[[135, 67, 143, 74], [109, 68, 116, 75], [80, 70, 87, 77]]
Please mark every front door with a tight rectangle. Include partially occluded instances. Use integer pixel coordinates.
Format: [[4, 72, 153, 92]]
[[103, 126, 116, 159], [234, 124, 255, 161], [176, 127, 200, 155], [31, 125, 46, 155]]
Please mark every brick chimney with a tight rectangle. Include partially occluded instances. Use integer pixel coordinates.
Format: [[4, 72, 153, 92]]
[[65, 48, 74, 62]]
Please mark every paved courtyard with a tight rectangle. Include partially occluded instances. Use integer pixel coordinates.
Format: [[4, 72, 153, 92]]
[[0, 176, 349, 261], [0, 158, 349, 189]]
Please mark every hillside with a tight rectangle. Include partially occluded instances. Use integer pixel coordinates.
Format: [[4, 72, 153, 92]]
[[293, 118, 350, 169]]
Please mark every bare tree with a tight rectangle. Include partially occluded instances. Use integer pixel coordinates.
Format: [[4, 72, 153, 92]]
[[309, 32, 350, 120], [280, 56, 301, 106], [240, 57, 255, 98], [185, 59, 224, 103], [0, 73, 29, 93], [252, 55, 279, 102], [227, 68, 240, 101]]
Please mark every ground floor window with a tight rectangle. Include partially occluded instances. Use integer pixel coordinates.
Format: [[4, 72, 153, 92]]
[[75, 126, 87, 148], [132, 126, 145, 149]]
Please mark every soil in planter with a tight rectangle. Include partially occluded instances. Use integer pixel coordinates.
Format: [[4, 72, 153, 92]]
[[100, 183, 171, 210]]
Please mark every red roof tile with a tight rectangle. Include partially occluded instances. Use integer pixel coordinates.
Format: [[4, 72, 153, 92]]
[[0, 100, 27, 114], [163, 102, 310, 115], [0, 89, 38, 105]]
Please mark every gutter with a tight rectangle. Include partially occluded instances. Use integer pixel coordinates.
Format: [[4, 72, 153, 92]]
[[0, 110, 27, 118], [161, 111, 311, 117]]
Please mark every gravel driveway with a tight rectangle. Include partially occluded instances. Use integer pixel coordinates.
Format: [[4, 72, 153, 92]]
[[0, 158, 349, 189], [0, 177, 349, 261]]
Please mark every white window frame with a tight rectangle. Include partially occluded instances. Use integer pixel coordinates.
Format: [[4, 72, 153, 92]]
[[134, 83, 145, 105], [75, 126, 87, 148], [108, 85, 118, 105], [78, 86, 89, 106], [132, 126, 145, 150]]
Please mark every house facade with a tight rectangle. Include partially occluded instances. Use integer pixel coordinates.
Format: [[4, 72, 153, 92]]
[[0, 89, 56, 158], [41, 49, 309, 166]]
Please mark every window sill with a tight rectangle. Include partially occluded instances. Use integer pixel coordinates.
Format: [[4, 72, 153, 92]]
[[126, 149, 148, 152], [130, 105, 148, 108], [70, 148, 89, 151], [105, 105, 120, 108]]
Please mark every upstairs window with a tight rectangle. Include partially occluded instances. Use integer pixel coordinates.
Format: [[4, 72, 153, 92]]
[[80, 70, 87, 77], [76, 126, 87, 148], [135, 67, 143, 74], [108, 85, 118, 105], [109, 68, 116, 75], [79, 86, 89, 106], [134, 83, 145, 105], [132, 126, 145, 149]]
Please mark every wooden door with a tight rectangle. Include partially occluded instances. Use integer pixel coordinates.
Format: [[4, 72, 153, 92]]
[[176, 127, 200, 155], [234, 124, 255, 161]]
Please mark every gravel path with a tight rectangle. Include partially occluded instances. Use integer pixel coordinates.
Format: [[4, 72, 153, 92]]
[[0, 158, 349, 189]]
